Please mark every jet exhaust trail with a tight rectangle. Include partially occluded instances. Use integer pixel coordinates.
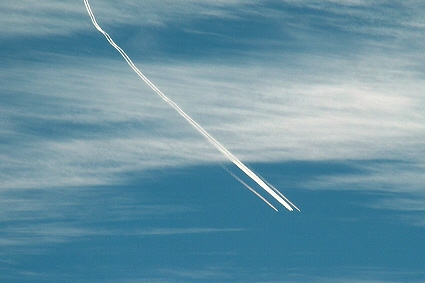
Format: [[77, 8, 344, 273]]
[[221, 165, 278, 212], [83, 0, 298, 212]]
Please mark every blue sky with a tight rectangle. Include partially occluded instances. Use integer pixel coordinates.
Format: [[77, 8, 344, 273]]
[[1, 0, 425, 282]]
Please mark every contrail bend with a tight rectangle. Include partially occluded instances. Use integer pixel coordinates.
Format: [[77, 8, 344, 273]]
[[83, 0, 299, 212]]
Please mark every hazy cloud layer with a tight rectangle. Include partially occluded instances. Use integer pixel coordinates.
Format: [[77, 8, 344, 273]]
[[1, 52, 424, 191]]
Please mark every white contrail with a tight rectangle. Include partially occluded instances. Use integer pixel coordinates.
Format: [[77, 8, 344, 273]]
[[262, 176, 300, 212], [83, 0, 298, 211], [221, 166, 278, 211]]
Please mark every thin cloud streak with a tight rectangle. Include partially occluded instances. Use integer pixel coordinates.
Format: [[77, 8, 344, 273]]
[[134, 227, 245, 235], [1, 224, 244, 248]]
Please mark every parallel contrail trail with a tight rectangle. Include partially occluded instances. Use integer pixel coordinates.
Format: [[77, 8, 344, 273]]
[[221, 165, 278, 212], [83, 0, 298, 211]]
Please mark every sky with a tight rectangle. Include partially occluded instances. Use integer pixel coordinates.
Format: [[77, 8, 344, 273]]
[[1, 0, 425, 282]]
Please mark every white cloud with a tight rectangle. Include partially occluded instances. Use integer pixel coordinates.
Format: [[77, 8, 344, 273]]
[[1, 47, 424, 190]]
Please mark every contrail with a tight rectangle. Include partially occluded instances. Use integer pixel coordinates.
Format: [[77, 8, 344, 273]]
[[221, 165, 278, 212], [260, 174, 300, 212], [83, 0, 298, 212]]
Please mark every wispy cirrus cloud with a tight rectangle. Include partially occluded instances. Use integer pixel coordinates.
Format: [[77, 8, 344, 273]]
[[1, 223, 243, 248], [1, 1, 424, 215], [2, 0, 424, 44], [1, 51, 424, 191], [0, 0, 261, 38], [0, 185, 242, 251]]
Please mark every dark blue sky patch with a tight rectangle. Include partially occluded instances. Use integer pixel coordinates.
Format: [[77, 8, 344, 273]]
[[252, 159, 374, 190], [2, 162, 424, 282], [114, 13, 360, 62], [0, 31, 117, 64], [9, 116, 159, 142]]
